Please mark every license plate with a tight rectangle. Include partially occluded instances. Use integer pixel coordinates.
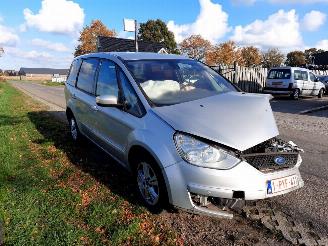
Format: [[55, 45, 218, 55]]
[[267, 175, 298, 194]]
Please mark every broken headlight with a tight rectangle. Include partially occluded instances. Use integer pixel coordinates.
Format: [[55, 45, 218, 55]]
[[174, 133, 240, 169]]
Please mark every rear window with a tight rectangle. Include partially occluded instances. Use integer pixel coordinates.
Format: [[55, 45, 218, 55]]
[[268, 69, 291, 79], [66, 59, 81, 86]]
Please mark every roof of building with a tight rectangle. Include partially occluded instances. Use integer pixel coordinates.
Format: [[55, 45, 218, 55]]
[[19, 67, 69, 75], [313, 51, 328, 65], [97, 36, 167, 53], [77, 52, 188, 61]]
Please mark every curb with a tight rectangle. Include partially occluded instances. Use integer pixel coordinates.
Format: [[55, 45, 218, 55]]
[[299, 105, 328, 115]]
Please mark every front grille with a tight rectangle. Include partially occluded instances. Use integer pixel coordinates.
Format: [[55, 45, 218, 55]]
[[242, 152, 299, 172]]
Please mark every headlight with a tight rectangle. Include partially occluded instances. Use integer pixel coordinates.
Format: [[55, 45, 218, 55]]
[[174, 133, 240, 169]]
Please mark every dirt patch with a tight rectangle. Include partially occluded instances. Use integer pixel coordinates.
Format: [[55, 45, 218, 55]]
[[159, 210, 290, 246]]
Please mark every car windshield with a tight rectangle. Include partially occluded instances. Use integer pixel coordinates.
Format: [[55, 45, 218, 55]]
[[125, 59, 236, 106], [268, 69, 291, 79]]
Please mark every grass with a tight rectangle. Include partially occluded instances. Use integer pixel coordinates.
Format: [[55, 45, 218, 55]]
[[0, 81, 178, 245], [6, 79, 65, 87]]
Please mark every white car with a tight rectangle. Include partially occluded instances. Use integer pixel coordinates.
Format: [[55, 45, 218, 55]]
[[263, 67, 326, 99]]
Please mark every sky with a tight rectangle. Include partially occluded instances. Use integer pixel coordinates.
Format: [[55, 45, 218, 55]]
[[0, 0, 327, 70]]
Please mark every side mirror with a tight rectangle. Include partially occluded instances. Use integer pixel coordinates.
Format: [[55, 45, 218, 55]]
[[96, 95, 122, 108]]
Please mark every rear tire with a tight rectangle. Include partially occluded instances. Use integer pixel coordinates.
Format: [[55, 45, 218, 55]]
[[134, 158, 168, 213], [290, 89, 300, 100], [68, 115, 82, 142], [318, 88, 324, 98]]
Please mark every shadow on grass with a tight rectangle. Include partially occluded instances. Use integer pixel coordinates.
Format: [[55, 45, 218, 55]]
[[27, 110, 144, 208], [0, 114, 24, 126]]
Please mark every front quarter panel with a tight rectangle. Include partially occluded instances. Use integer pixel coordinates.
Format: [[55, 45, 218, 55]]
[[125, 110, 180, 170]]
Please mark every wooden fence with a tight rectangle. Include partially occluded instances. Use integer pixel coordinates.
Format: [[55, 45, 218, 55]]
[[212, 64, 328, 93]]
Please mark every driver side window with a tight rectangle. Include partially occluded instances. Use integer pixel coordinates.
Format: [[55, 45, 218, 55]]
[[96, 60, 119, 97]]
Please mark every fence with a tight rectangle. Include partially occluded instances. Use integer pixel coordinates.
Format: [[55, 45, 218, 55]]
[[212, 64, 328, 93]]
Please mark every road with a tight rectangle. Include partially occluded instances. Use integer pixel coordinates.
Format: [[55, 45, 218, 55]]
[[11, 81, 328, 244]]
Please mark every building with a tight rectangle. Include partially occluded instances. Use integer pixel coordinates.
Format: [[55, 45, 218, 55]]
[[19, 67, 69, 80], [97, 36, 167, 53]]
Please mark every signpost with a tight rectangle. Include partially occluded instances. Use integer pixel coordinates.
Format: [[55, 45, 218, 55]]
[[123, 19, 138, 52]]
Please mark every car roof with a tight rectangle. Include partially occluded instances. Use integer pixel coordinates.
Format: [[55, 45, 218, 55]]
[[75, 52, 190, 61], [270, 66, 311, 72]]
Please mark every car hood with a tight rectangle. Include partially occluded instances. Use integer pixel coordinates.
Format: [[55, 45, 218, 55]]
[[151, 92, 279, 151]]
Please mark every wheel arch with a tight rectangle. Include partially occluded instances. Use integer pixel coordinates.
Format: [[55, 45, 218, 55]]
[[127, 144, 174, 204]]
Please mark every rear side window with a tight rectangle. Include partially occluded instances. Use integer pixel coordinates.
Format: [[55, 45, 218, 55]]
[[96, 60, 119, 97], [77, 58, 99, 94], [294, 70, 302, 80], [301, 71, 308, 81], [268, 69, 291, 79], [66, 59, 81, 86]]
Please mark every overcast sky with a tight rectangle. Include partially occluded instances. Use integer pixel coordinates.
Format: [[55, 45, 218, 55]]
[[0, 0, 327, 70]]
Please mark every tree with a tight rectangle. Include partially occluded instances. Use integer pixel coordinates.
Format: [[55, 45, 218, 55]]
[[240, 46, 262, 67], [285, 51, 306, 67], [74, 20, 116, 57], [179, 35, 212, 61], [261, 48, 285, 68], [205, 41, 242, 66], [304, 48, 324, 64], [138, 19, 177, 53]]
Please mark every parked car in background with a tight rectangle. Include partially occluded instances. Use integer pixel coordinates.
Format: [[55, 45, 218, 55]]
[[318, 75, 328, 94], [65, 52, 304, 218], [263, 67, 326, 99]]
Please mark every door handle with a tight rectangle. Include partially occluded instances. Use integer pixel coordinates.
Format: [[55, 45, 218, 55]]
[[72, 93, 76, 99], [92, 105, 99, 111]]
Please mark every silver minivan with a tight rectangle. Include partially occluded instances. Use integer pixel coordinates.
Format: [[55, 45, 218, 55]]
[[263, 67, 325, 99], [65, 52, 304, 218]]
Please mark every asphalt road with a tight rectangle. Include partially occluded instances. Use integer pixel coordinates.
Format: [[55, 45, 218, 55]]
[[10, 81, 328, 240], [271, 95, 328, 114]]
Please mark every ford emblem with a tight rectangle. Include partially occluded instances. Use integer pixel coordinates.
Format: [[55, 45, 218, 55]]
[[274, 156, 286, 165]]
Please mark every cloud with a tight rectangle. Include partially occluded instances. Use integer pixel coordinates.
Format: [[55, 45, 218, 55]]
[[23, 0, 85, 36], [167, 0, 230, 43], [316, 40, 328, 50], [31, 38, 70, 52], [231, 9, 303, 50], [3, 47, 73, 68], [302, 11, 326, 31], [0, 24, 19, 46]]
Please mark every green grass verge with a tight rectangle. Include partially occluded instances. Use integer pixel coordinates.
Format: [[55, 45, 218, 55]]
[[0, 81, 177, 245]]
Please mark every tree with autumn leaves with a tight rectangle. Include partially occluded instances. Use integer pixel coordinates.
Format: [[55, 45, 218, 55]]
[[74, 20, 116, 57]]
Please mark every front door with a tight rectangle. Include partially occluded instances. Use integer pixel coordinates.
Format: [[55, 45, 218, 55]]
[[90, 60, 144, 164], [309, 72, 319, 95]]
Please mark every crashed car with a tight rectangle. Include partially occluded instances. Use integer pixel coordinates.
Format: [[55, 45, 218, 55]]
[[65, 52, 304, 218]]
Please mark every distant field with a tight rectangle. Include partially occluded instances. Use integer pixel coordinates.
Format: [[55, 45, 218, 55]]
[[0, 81, 177, 245]]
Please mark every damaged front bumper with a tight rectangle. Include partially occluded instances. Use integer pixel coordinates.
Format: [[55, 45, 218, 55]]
[[163, 138, 304, 218]]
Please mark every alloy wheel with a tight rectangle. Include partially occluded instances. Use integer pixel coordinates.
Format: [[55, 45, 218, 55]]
[[137, 162, 160, 206]]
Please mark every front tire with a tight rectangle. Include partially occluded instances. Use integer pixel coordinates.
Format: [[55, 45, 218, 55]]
[[318, 88, 324, 98], [135, 159, 168, 213]]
